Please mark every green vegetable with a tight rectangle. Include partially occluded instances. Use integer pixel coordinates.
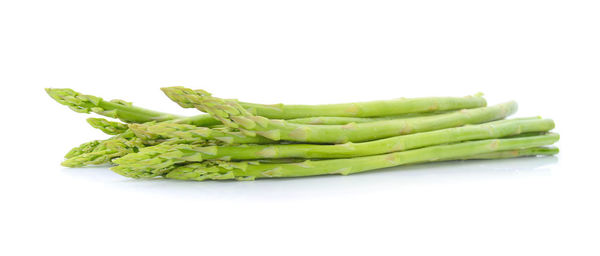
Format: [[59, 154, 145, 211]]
[[165, 146, 559, 181], [64, 140, 102, 159], [110, 118, 554, 178], [47, 88, 466, 128], [61, 130, 143, 167], [62, 121, 276, 167], [163, 87, 486, 118], [164, 134, 560, 181], [461, 146, 558, 160], [86, 118, 129, 135], [128, 122, 275, 146], [161, 86, 517, 143], [45, 88, 183, 123], [48, 87, 559, 182], [285, 111, 452, 125]]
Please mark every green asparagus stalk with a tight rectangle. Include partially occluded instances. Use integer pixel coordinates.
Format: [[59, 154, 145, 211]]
[[462, 146, 559, 160], [161, 134, 559, 181], [71, 112, 475, 157], [86, 118, 129, 135], [78, 117, 542, 167], [47, 88, 471, 128], [62, 120, 274, 167], [128, 122, 275, 146], [111, 118, 554, 178], [168, 114, 224, 126], [161, 87, 517, 143], [163, 147, 559, 181], [76, 115, 421, 156], [45, 88, 184, 123], [285, 111, 453, 125], [169, 88, 486, 118]]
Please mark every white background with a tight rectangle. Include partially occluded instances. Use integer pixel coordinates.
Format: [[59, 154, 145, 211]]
[[1, 1, 598, 255]]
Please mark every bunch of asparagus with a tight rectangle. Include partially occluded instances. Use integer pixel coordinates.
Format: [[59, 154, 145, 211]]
[[46, 87, 559, 181]]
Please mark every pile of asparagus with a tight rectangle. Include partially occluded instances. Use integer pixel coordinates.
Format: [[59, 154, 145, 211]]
[[46, 87, 559, 181]]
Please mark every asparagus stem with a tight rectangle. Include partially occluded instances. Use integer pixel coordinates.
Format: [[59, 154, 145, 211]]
[[163, 147, 559, 181], [229, 92, 486, 118], [111, 118, 555, 177], [169, 114, 222, 126], [162, 134, 559, 181], [164, 87, 487, 118], [128, 122, 275, 145], [166, 146, 558, 181], [46, 88, 184, 123], [63, 117, 275, 167], [62, 120, 276, 167], [106, 117, 540, 166], [161, 87, 517, 143], [47, 88, 463, 127], [86, 118, 129, 135], [285, 111, 452, 125], [463, 146, 559, 159]]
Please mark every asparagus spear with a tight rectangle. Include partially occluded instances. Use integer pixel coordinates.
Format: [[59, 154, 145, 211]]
[[78, 115, 400, 164], [164, 147, 559, 181], [161, 87, 517, 143], [62, 120, 276, 167], [61, 136, 145, 167], [129, 113, 465, 145], [111, 118, 554, 178], [462, 146, 559, 160], [47, 88, 470, 127], [64, 128, 138, 158], [60, 126, 206, 167], [61, 130, 143, 167], [166, 88, 486, 118], [128, 122, 275, 145], [86, 118, 129, 135], [64, 140, 102, 159], [76, 112, 520, 167], [286, 111, 452, 125], [161, 134, 559, 181], [45, 88, 184, 123]]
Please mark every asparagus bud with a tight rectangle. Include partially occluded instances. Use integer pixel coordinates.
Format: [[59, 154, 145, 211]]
[[86, 118, 129, 135]]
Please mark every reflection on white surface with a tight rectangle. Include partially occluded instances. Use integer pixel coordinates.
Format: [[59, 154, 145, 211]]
[[61, 156, 558, 200]]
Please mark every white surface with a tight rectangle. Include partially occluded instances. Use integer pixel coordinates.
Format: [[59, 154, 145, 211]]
[[1, 1, 598, 255]]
